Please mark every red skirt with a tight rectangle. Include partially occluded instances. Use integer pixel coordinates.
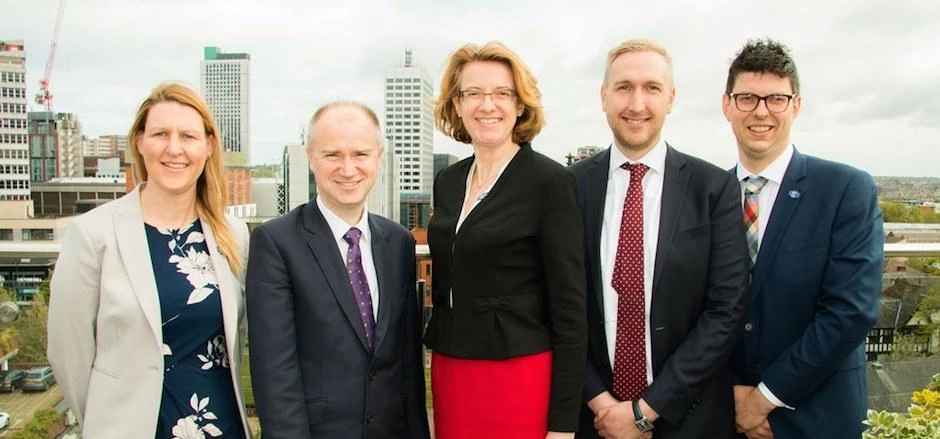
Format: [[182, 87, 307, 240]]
[[431, 350, 552, 439]]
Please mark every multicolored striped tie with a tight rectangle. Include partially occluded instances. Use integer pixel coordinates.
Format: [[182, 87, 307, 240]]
[[743, 176, 768, 265]]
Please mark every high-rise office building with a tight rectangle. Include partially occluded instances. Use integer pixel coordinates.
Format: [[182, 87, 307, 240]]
[[434, 153, 459, 177], [384, 49, 434, 198], [0, 40, 29, 201], [28, 112, 83, 182], [367, 143, 399, 223], [200, 46, 250, 166], [281, 144, 314, 214]]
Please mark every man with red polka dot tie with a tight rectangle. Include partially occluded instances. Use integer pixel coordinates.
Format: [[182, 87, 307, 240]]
[[571, 39, 749, 439]]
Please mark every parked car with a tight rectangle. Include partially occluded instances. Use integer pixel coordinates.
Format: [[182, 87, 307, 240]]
[[21, 366, 55, 392], [0, 370, 25, 392], [0, 411, 9, 429]]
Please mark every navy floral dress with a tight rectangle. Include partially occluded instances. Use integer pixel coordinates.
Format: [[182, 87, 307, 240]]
[[145, 219, 245, 439]]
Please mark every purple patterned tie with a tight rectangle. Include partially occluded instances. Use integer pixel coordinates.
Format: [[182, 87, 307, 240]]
[[343, 227, 375, 349]]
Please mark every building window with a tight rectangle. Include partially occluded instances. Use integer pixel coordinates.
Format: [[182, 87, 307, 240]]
[[0, 229, 12, 241], [21, 228, 54, 241]]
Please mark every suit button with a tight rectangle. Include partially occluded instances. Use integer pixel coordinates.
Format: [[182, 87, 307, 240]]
[[369, 373, 376, 382], [366, 414, 374, 423], [744, 323, 753, 332]]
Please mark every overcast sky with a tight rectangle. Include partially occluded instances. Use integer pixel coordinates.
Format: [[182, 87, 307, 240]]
[[4, 0, 938, 176]]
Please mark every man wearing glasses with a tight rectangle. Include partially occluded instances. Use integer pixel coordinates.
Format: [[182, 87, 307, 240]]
[[723, 38, 883, 439]]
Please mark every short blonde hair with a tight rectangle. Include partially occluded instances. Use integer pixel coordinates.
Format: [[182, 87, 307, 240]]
[[604, 38, 673, 84], [435, 42, 544, 144]]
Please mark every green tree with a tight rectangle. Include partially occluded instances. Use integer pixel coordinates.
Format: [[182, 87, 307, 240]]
[[12, 280, 50, 363], [912, 280, 940, 336], [881, 201, 940, 224]]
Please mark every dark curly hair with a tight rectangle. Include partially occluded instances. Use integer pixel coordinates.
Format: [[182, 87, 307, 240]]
[[725, 38, 800, 95]]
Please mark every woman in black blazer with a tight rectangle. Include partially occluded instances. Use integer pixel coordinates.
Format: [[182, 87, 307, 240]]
[[424, 41, 587, 439]]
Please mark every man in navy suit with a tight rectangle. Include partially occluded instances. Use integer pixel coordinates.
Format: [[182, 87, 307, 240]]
[[723, 39, 883, 439], [246, 102, 430, 439], [573, 38, 749, 439]]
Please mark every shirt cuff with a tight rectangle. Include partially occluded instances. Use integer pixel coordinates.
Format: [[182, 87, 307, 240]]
[[757, 382, 795, 410]]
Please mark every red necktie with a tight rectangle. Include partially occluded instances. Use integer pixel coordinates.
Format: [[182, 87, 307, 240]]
[[612, 162, 648, 401]]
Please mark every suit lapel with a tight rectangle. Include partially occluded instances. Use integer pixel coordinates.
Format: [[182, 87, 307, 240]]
[[652, 146, 689, 293], [303, 203, 372, 351], [369, 215, 393, 351], [202, 218, 239, 359], [749, 151, 806, 301], [113, 186, 163, 349], [583, 150, 610, 316]]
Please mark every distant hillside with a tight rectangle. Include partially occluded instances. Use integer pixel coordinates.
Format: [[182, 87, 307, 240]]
[[875, 176, 940, 201]]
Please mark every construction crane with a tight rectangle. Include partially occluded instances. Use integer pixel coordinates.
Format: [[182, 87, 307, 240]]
[[35, 0, 65, 112]]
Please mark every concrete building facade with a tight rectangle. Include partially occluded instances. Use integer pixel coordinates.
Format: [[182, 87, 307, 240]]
[[0, 40, 29, 201], [28, 111, 83, 182], [281, 144, 313, 214], [200, 46, 250, 166], [30, 177, 125, 218], [384, 49, 434, 197], [84, 134, 128, 158]]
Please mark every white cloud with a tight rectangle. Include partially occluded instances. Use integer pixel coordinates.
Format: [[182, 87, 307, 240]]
[[4, 0, 938, 175]]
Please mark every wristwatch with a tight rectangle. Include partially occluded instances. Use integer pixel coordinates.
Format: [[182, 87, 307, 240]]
[[632, 399, 655, 433]]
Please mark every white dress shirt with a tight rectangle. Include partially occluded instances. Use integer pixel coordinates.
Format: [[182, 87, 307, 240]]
[[735, 144, 795, 410], [601, 138, 668, 385], [317, 196, 379, 318]]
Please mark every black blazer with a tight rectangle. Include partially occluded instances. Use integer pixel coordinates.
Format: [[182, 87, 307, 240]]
[[246, 202, 430, 439], [424, 143, 588, 432], [570, 145, 749, 439]]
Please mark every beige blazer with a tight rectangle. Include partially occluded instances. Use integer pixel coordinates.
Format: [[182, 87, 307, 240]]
[[47, 185, 251, 438]]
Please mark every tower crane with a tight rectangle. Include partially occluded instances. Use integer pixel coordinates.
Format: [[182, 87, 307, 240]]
[[35, 0, 65, 112]]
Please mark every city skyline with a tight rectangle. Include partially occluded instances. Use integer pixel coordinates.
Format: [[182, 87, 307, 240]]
[[3, 0, 938, 176]]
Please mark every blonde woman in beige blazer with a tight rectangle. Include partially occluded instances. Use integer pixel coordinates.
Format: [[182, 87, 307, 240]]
[[47, 82, 251, 439]]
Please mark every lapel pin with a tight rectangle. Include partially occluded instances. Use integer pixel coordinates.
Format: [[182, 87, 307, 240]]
[[788, 190, 801, 199]]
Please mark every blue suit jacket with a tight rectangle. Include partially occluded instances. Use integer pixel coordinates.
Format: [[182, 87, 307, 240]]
[[246, 202, 430, 439], [731, 150, 883, 438]]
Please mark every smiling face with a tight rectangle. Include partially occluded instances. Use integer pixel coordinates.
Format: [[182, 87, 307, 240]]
[[454, 60, 523, 150], [723, 71, 801, 172], [307, 105, 382, 224], [601, 50, 675, 161], [135, 101, 212, 199]]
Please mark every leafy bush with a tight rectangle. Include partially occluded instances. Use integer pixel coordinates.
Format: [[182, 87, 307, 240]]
[[865, 374, 940, 438], [9, 408, 62, 439]]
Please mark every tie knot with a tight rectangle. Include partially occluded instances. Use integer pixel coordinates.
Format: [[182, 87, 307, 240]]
[[343, 227, 362, 245], [744, 176, 768, 194], [621, 162, 649, 182]]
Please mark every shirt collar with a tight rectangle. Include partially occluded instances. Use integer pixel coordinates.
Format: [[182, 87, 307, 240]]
[[316, 195, 371, 245], [608, 136, 668, 178], [736, 144, 794, 185]]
